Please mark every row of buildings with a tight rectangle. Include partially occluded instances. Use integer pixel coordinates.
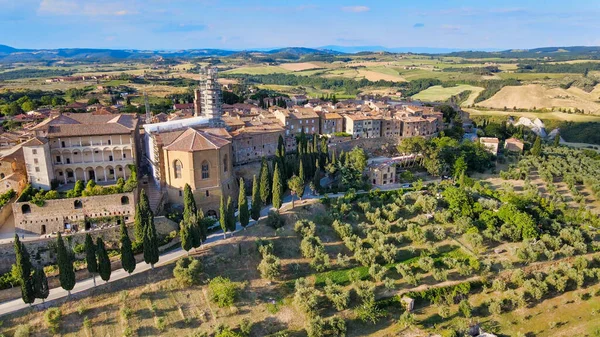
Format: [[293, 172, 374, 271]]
[[4, 66, 449, 235]]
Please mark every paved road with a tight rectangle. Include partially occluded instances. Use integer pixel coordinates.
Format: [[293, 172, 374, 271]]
[[0, 183, 416, 316]]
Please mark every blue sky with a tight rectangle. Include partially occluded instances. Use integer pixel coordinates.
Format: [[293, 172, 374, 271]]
[[1, 0, 599, 50]]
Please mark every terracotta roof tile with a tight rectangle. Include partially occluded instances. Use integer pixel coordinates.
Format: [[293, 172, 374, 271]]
[[164, 128, 230, 152]]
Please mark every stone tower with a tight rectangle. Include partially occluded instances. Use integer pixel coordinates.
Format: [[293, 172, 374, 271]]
[[198, 66, 224, 127]]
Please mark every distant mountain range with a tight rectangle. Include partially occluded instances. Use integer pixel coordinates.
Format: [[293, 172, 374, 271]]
[[0, 45, 599, 63]]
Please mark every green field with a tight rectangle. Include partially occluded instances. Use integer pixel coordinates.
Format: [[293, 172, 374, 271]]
[[412, 84, 484, 102], [221, 66, 290, 75]]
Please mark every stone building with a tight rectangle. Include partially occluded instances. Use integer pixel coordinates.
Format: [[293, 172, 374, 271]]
[[344, 114, 382, 139], [25, 112, 140, 189], [273, 107, 319, 136], [368, 161, 396, 186], [479, 137, 500, 155], [230, 121, 285, 165], [162, 128, 237, 217], [319, 112, 344, 135], [504, 137, 524, 153], [0, 145, 27, 194]]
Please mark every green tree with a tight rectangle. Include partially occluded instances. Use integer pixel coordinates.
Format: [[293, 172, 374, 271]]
[[453, 155, 467, 178], [197, 209, 208, 244], [84, 234, 98, 286], [56, 233, 76, 295], [182, 184, 201, 250], [238, 178, 249, 230], [14, 235, 34, 305], [141, 191, 159, 269], [173, 257, 203, 287], [531, 135, 542, 156], [219, 196, 228, 239], [133, 204, 144, 244], [119, 219, 136, 275], [96, 238, 111, 283], [288, 175, 303, 208], [259, 158, 271, 205], [311, 167, 321, 194], [208, 276, 238, 308], [272, 162, 283, 209], [180, 220, 192, 253], [553, 133, 560, 147], [33, 267, 49, 303], [226, 196, 236, 233], [250, 175, 261, 221]]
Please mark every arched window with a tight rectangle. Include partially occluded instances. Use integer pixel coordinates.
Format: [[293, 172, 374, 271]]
[[201, 161, 209, 179], [223, 155, 228, 172], [121, 196, 129, 205], [74, 200, 82, 209], [174, 160, 183, 179], [21, 204, 31, 214]]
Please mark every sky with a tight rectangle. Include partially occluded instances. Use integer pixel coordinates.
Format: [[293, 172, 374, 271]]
[[1, 0, 600, 51]]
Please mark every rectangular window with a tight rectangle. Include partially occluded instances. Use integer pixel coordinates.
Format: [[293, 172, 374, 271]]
[[67, 171, 73, 178], [178, 190, 182, 197], [35, 167, 40, 172], [32, 149, 37, 155], [34, 158, 39, 164], [205, 190, 209, 197], [123, 153, 127, 158]]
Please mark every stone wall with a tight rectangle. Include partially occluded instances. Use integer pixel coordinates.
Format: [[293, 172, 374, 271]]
[[12, 192, 136, 235], [0, 196, 16, 230]]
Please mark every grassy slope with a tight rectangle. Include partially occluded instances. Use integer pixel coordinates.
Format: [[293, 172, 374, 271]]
[[411, 85, 484, 102]]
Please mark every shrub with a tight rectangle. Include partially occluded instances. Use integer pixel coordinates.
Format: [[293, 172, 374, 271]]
[[267, 210, 285, 229], [208, 277, 238, 308], [324, 279, 350, 311], [355, 298, 384, 324], [173, 257, 203, 286], [258, 254, 281, 280], [44, 307, 62, 334], [294, 278, 320, 315], [14, 324, 31, 337]]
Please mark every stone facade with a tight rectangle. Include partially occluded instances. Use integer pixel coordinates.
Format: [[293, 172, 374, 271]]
[[162, 128, 238, 217], [13, 192, 136, 235]]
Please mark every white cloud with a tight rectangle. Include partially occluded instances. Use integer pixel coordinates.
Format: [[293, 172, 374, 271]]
[[38, 0, 135, 16], [341, 6, 370, 13], [38, 0, 79, 15]]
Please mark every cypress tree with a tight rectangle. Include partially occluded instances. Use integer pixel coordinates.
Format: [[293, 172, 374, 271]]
[[14, 235, 34, 305], [312, 167, 321, 193], [96, 238, 111, 283], [133, 203, 144, 243], [553, 133, 560, 147], [144, 205, 159, 269], [238, 178, 249, 230], [84, 234, 97, 286], [56, 233, 75, 296], [197, 209, 207, 244], [250, 175, 261, 221], [183, 184, 197, 225], [531, 135, 542, 156], [33, 267, 49, 303], [219, 195, 227, 239], [180, 220, 192, 253], [226, 196, 235, 234], [272, 162, 283, 209], [298, 158, 305, 183], [183, 184, 201, 250], [259, 158, 271, 205], [119, 220, 136, 275]]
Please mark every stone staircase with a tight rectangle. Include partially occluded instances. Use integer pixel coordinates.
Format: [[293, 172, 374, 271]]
[[141, 178, 165, 215]]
